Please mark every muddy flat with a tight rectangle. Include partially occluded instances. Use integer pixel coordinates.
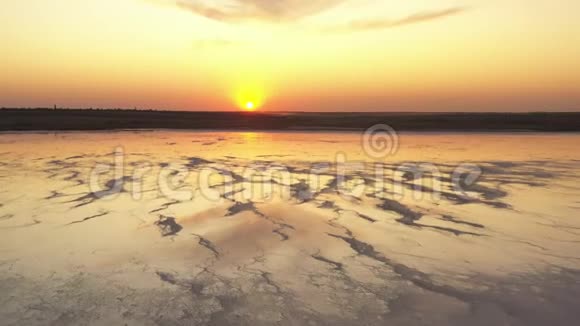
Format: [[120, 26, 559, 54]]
[[1, 131, 580, 325]]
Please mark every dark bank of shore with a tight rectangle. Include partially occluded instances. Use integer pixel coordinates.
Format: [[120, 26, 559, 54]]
[[1, 108, 580, 132]]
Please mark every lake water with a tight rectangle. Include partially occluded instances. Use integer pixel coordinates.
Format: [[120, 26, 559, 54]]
[[1, 131, 580, 325]]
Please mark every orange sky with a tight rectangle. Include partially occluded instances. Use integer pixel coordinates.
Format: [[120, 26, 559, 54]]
[[1, 0, 579, 112]]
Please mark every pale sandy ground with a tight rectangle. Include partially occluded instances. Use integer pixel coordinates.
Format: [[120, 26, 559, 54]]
[[1, 131, 580, 325]]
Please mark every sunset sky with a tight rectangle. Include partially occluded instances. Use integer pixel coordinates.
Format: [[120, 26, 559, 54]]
[[1, 0, 579, 112]]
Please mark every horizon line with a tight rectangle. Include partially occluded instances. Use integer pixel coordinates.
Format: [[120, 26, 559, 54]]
[[2, 107, 579, 114]]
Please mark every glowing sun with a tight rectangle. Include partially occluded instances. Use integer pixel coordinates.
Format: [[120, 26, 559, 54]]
[[234, 83, 265, 112], [245, 101, 255, 111]]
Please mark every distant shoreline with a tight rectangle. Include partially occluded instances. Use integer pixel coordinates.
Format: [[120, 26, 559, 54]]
[[1, 108, 579, 132]]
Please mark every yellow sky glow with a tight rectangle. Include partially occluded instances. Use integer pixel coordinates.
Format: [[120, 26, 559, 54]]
[[0, 0, 579, 111]]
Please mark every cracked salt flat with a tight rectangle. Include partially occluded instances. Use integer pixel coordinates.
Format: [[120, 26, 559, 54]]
[[1, 131, 580, 325]]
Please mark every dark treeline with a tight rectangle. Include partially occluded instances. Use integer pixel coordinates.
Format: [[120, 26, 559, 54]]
[[1, 108, 579, 132]]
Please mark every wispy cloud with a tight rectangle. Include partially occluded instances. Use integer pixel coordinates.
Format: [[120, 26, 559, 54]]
[[176, 0, 345, 22], [165, 1, 468, 33], [326, 7, 467, 33]]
